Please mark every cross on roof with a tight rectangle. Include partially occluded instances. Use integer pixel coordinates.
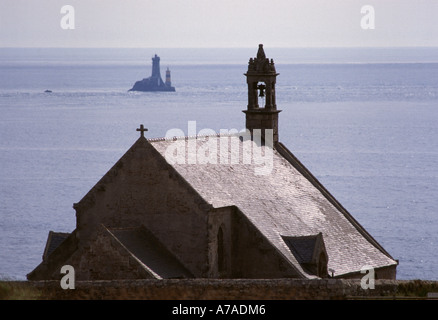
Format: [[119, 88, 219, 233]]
[[136, 124, 148, 137]]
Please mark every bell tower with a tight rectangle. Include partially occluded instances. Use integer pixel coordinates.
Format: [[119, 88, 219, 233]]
[[243, 44, 281, 143]]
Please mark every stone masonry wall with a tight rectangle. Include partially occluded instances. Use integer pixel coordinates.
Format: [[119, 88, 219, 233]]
[[66, 226, 155, 280], [73, 138, 213, 278], [24, 279, 438, 300]]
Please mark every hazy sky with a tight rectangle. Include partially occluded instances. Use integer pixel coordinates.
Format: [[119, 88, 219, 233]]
[[1, 0, 437, 48]]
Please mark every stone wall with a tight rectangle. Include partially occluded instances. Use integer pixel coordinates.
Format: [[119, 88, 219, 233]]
[[68, 226, 156, 280], [230, 208, 302, 278], [23, 279, 438, 300], [73, 138, 213, 278]]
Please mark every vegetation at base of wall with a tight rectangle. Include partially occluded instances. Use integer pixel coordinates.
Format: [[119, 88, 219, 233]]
[[0, 281, 41, 300], [396, 279, 438, 297]]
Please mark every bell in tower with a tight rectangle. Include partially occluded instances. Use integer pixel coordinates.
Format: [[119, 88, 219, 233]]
[[243, 44, 281, 143]]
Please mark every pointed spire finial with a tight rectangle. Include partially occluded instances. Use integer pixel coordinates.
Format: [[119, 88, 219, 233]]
[[257, 44, 266, 60]]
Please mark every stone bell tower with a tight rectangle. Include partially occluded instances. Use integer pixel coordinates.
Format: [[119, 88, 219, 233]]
[[243, 44, 281, 143]]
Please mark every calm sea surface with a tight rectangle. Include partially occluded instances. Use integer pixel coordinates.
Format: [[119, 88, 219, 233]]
[[0, 48, 437, 280]]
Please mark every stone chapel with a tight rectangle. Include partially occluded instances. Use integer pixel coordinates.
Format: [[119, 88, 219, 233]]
[[27, 45, 398, 281]]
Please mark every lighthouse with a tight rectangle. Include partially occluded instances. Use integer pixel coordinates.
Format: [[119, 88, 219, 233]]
[[129, 54, 175, 92], [165, 67, 172, 87]]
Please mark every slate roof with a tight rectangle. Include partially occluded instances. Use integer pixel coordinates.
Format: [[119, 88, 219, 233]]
[[149, 134, 397, 278], [107, 226, 193, 279], [42, 231, 70, 261], [282, 235, 320, 265]]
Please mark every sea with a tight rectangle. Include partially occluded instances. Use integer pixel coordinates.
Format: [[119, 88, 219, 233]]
[[0, 47, 437, 281]]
